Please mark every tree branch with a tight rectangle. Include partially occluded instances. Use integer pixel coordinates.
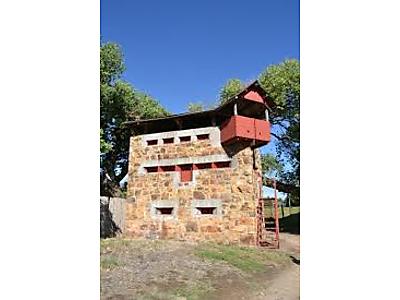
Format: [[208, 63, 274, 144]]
[[263, 177, 299, 195], [270, 132, 292, 142]]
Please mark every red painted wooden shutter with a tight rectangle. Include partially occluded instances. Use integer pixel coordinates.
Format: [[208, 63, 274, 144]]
[[180, 164, 193, 182]]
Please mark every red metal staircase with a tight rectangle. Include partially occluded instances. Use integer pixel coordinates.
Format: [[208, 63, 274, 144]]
[[257, 180, 280, 248]]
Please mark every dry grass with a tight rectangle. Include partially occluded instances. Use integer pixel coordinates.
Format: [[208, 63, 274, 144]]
[[195, 243, 291, 272]]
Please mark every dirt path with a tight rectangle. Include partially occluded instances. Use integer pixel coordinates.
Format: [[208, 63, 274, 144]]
[[257, 233, 300, 300], [252, 263, 299, 300], [214, 233, 300, 300], [100, 235, 300, 300]]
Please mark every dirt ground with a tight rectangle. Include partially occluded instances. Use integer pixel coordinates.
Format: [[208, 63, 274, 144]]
[[255, 233, 300, 300], [101, 234, 299, 300]]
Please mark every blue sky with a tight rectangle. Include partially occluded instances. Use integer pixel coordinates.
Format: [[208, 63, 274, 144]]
[[101, 0, 299, 113], [102, 0, 299, 175]]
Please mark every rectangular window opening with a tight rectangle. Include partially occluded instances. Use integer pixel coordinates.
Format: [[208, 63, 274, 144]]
[[214, 161, 231, 169], [147, 140, 158, 146], [179, 136, 191, 142], [160, 165, 176, 172], [195, 163, 212, 170], [163, 138, 174, 144], [197, 207, 217, 215], [197, 134, 209, 140], [155, 207, 174, 215], [145, 166, 158, 173]]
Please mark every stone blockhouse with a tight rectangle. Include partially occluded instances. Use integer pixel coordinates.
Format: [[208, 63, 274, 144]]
[[123, 81, 276, 246]]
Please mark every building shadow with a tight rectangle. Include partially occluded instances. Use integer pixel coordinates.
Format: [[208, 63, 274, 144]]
[[100, 200, 121, 238], [279, 212, 300, 235], [222, 142, 250, 157]]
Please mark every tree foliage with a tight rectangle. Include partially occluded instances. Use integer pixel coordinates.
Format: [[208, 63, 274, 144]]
[[261, 153, 283, 177], [259, 59, 300, 203], [186, 101, 219, 112], [100, 42, 169, 196], [100, 43, 125, 85], [100, 129, 112, 154], [187, 102, 205, 113], [219, 79, 245, 105]]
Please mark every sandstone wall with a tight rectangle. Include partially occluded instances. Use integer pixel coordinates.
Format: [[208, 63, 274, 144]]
[[125, 126, 261, 245]]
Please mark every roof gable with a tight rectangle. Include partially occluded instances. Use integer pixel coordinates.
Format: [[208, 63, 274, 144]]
[[243, 90, 264, 103]]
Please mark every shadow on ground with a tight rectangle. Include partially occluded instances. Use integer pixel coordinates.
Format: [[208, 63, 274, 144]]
[[290, 255, 300, 265], [280, 212, 300, 234]]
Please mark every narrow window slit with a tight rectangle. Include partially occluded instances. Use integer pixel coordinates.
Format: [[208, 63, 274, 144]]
[[163, 138, 174, 144], [160, 165, 176, 172], [214, 161, 231, 168], [197, 134, 209, 140], [145, 166, 158, 173], [179, 136, 191, 142], [196, 207, 217, 215], [195, 163, 212, 170], [147, 140, 158, 146], [155, 207, 174, 215]]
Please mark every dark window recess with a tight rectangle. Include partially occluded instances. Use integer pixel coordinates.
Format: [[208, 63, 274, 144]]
[[145, 166, 158, 173], [147, 140, 158, 146], [145, 161, 230, 175], [160, 165, 176, 172], [179, 136, 191, 142], [197, 134, 209, 140], [214, 161, 231, 168], [155, 207, 174, 215], [197, 207, 217, 215], [195, 163, 212, 170], [163, 138, 174, 144], [180, 164, 193, 182]]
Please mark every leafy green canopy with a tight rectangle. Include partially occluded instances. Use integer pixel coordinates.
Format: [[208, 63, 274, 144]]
[[100, 42, 169, 196], [219, 79, 245, 105], [259, 59, 299, 199], [187, 102, 205, 113], [186, 101, 218, 113]]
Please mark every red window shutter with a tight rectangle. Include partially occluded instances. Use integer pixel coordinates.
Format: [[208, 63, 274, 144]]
[[180, 164, 193, 182]]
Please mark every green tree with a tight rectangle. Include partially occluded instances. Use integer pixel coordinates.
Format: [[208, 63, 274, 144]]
[[261, 153, 283, 177], [186, 101, 219, 112], [259, 59, 300, 204], [100, 129, 112, 154], [219, 79, 245, 105], [100, 42, 169, 196], [187, 102, 205, 113]]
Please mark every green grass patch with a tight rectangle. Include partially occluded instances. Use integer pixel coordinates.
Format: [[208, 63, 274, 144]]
[[100, 256, 121, 270], [100, 238, 132, 250], [136, 291, 177, 300], [135, 282, 214, 300], [100, 238, 167, 254], [280, 206, 300, 218], [195, 243, 290, 273], [174, 281, 214, 300], [264, 206, 300, 219]]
